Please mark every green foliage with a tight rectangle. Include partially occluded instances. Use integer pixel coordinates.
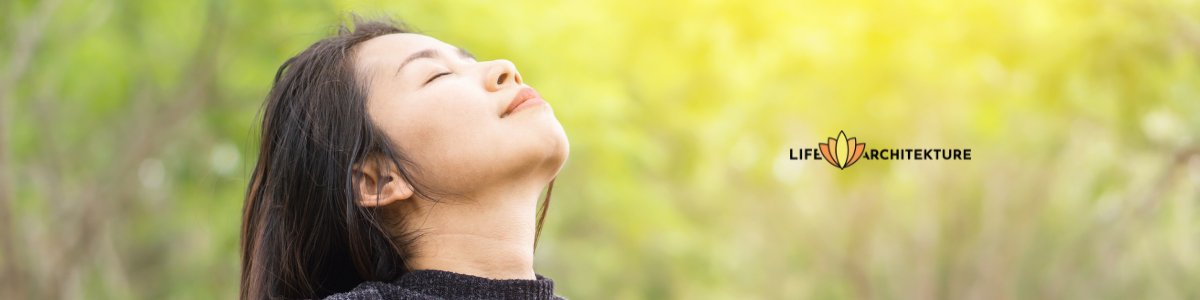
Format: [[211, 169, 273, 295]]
[[2, 0, 1199, 298]]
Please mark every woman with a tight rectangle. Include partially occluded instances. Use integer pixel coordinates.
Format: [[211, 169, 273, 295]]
[[241, 16, 569, 299]]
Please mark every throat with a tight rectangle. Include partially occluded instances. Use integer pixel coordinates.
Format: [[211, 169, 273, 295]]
[[402, 185, 543, 280], [407, 233, 536, 280]]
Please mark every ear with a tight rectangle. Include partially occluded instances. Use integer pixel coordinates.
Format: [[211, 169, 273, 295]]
[[352, 156, 414, 207]]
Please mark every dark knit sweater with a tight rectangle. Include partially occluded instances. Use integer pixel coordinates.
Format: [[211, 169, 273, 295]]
[[323, 270, 563, 300]]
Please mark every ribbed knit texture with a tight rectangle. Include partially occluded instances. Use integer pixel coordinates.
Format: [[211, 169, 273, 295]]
[[323, 270, 563, 300]]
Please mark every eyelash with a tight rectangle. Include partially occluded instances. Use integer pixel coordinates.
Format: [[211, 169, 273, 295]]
[[425, 72, 451, 85]]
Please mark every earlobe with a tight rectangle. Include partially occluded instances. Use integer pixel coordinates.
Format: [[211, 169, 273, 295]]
[[352, 159, 415, 207]]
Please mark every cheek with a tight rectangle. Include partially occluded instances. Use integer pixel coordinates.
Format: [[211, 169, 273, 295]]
[[381, 88, 505, 184], [374, 83, 567, 193]]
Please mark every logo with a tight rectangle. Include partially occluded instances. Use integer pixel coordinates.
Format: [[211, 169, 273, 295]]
[[790, 130, 972, 170], [819, 131, 865, 169]]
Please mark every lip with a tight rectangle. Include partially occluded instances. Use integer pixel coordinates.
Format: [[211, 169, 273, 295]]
[[502, 87, 545, 117]]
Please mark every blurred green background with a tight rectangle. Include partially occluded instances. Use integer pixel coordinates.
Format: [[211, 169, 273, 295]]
[[3, 0, 1200, 299]]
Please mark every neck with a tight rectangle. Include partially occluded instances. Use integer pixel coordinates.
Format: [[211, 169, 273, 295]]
[[402, 183, 544, 280]]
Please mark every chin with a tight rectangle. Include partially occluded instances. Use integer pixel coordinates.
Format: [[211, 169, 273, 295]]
[[503, 107, 569, 180], [537, 124, 570, 177], [529, 115, 569, 178], [546, 133, 569, 174]]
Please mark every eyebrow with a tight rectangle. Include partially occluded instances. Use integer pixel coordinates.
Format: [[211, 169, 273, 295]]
[[395, 47, 476, 76]]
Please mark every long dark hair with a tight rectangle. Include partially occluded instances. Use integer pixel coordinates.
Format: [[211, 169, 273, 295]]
[[240, 17, 554, 299]]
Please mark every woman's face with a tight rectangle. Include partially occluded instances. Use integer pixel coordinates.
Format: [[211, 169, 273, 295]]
[[354, 33, 568, 197]]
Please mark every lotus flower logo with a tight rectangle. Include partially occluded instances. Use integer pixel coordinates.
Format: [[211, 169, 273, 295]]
[[819, 130, 866, 169]]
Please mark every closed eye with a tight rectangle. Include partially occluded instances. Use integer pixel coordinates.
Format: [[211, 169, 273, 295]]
[[425, 72, 451, 85]]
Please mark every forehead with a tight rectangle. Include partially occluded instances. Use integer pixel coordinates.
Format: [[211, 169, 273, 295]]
[[354, 33, 455, 71]]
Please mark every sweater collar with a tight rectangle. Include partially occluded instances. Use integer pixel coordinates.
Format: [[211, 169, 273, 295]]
[[396, 269, 559, 299]]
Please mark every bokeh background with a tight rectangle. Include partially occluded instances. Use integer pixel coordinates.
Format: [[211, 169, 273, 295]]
[[3, 0, 1200, 299]]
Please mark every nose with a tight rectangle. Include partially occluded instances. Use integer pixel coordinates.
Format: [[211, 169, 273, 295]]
[[483, 59, 522, 92]]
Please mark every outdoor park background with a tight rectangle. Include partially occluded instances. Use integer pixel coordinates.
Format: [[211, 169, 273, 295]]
[[3, 0, 1199, 299]]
